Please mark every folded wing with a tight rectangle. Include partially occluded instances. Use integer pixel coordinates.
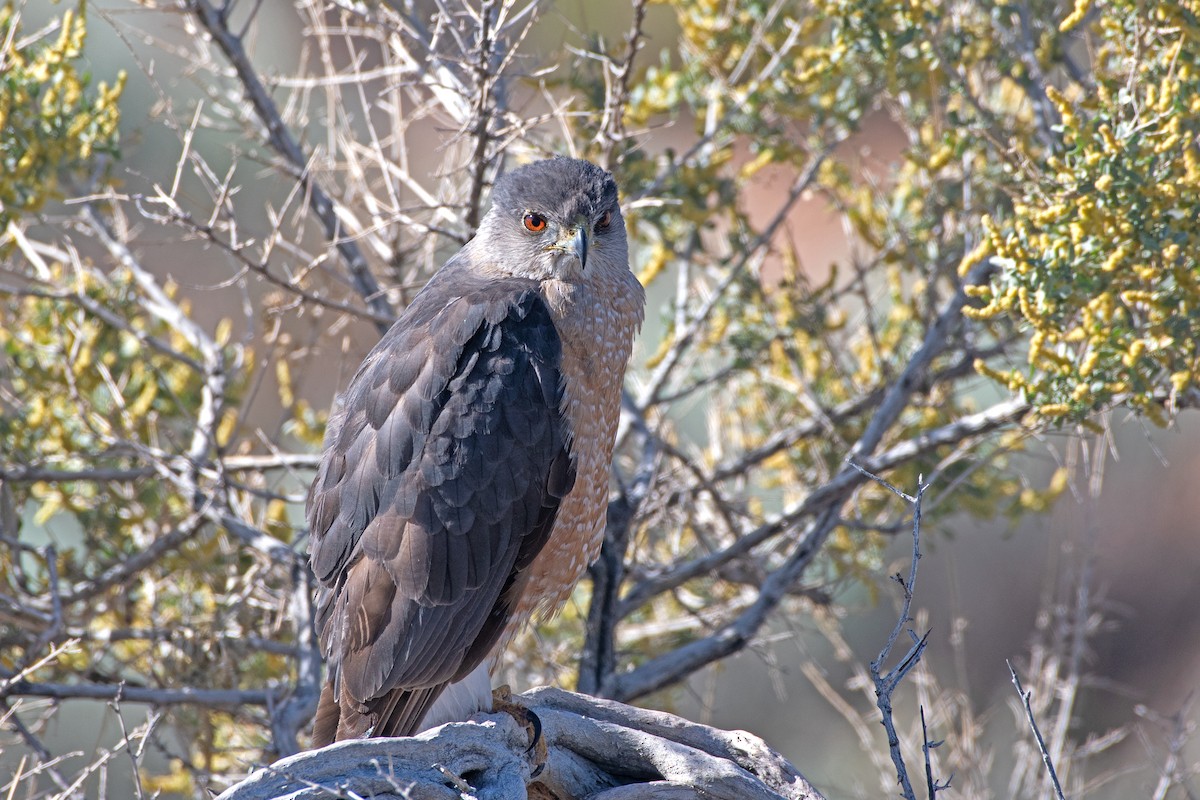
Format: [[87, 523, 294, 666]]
[[307, 274, 574, 744]]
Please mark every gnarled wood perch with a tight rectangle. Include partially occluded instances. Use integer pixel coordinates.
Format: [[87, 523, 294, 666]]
[[218, 688, 825, 799]]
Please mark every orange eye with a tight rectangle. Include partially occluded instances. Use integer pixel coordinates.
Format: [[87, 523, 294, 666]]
[[523, 212, 547, 233], [596, 209, 614, 231]]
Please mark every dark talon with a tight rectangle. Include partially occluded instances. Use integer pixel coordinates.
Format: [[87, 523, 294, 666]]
[[526, 709, 547, 778], [523, 707, 543, 755], [492, 686, 548, 778]]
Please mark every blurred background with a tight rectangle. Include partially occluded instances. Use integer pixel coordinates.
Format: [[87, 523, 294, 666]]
[[3, 1, 1200, 797]]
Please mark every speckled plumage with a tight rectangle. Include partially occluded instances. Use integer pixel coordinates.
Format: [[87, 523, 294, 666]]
[[515, 268, 644, 631], [307, 157, 644, 746]]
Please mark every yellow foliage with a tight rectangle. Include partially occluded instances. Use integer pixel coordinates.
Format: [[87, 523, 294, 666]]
[[967, 1, 1200, 424], [0, 2, 125, 230], [216, 408, 239, 447], [275, 358, 295, 408], [636, 241, 672, 287], [142, 761, 194, 794]]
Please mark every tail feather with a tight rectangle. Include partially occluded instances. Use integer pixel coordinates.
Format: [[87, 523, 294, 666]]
[[311, 681, 340, 748], [310, 680, 446, 746], [375, 684, 444, 738]]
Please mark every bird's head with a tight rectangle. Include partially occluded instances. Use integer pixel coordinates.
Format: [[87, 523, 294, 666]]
[[472, 157, 629, 285]]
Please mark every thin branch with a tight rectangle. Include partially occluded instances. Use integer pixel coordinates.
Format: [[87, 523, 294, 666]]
[[107, 689, 148, 800], [1139, 698, 1198, 800], [594, 0, 650, 169], [462, 0, 500, 234], [268, 563, 322, 757], [186, 0, 395, 329], [848, 258, 996, 461], [61, 513, 207, 604], [920, 707, 951, 798], [1010, 2, 1062, 153], [0, 465, 156, 482], [0, 452, 321, 485], [635, 149, 830, 412], [0, 640, 82, 695], [863, 471, 931, 800], [1008, 660, 1069, 800], [620, 396, 1027, 620], [1, 699, 74, 794], [2, 680, 285, 708]]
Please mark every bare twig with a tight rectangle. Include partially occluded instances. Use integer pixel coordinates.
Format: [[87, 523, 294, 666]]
[[1138, 698, 1198, 800], [462, 0, 501, 234], [857, 468, 932, 800], [594, 0, 650, 169], [1, 699, 74, 794], [185, 0, 395, 329], [268, 563, 323, 757], [920, 706, 951, 797], [1008, 660, 1069, 800], [107, 687, 148, 800], [0, 640, 81, 695]]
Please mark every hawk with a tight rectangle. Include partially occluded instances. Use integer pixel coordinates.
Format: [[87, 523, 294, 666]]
[[307, 157, 645, 745]]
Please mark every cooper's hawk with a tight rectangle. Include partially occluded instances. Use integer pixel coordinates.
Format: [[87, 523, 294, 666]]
[[307, 157, 645, 745]]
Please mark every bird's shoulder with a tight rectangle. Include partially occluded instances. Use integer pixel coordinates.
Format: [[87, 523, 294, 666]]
[[371, 264, 551, 366], [347, 265, 561, 426], [306, 264, 567, 584]]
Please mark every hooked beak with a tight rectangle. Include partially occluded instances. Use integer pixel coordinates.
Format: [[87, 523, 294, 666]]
[[556, 222, 589, 270], [571, 227, 588, 270]]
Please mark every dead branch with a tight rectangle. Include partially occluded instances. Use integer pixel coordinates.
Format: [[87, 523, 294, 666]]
[[217, 688, 825, 800], [594, 0, 650, 169], [1008, 662, 1068, 800], [855, 466, 934, 800]]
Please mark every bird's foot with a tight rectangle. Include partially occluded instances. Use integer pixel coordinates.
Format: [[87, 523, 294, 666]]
[[491, 685, 547, 778]]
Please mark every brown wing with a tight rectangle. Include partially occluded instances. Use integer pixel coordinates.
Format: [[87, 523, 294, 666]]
[[307, 271, 574, 744]]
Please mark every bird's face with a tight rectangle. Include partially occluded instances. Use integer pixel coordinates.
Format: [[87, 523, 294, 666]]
[[474, 158, 629, 285], [517, 206, 620, 282]]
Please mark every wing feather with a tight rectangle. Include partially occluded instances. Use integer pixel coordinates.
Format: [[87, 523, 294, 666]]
[[307, 271, 574, 739]]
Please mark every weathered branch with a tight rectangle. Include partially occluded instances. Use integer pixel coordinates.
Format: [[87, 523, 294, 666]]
[[217, 688, 825, 800], [269, 564, 323, 758], [0, 453, 322, 484]]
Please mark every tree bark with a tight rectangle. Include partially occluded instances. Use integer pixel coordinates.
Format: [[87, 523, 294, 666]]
[[217, 688, 825, 800]]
